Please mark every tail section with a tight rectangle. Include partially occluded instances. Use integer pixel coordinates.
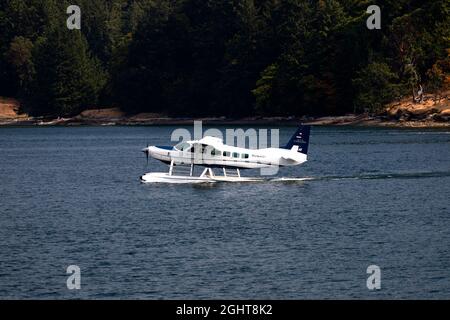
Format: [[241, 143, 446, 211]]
[[284, 125, 311, 155]]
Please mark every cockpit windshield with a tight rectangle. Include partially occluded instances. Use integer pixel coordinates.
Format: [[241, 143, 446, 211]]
[[175, 142, 192, 151]]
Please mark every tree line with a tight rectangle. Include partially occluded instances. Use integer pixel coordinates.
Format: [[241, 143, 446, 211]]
[[0, 0, 449, 117]]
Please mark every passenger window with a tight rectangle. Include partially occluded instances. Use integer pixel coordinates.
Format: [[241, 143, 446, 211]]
[[211, 149, 221, 156], [223, 151, 230, 157], [242, 154, 249, 159], [232, 152, 239, 158]]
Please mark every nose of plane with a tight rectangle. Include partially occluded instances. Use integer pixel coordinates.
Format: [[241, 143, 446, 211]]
[[142, 146, 161, 157], [142, 146, 158, 164]]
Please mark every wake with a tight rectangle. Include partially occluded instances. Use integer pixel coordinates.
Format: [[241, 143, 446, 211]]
[[273, 171, 450, 183]]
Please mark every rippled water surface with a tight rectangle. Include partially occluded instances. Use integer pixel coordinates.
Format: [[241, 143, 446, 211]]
[[0, 125, 449, 299]]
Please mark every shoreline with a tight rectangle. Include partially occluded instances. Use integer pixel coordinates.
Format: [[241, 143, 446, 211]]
[[1, 95, 450, 128], [1, 114, 450, 128]]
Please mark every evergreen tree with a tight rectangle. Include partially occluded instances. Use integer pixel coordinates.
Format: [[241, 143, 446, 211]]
[[0, 0, 448, 117], [27, 27, 106, 116], [352, 62, 400, 113]]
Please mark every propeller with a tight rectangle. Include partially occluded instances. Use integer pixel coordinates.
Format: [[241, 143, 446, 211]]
[[142, 143, 149, 166]]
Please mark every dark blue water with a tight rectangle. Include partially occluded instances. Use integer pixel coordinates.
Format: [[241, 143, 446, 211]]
[[0, 125, 449, 299]]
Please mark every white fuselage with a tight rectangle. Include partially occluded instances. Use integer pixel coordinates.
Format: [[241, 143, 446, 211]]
[[144, 136, 307, 169]]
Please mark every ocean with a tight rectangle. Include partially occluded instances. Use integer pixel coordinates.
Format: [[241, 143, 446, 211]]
[[0, 125, 449, 299]]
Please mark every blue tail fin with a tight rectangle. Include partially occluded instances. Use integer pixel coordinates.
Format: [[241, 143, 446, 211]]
[[284, 125, 311, 155]]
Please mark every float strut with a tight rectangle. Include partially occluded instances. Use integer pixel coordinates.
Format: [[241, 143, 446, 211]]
[[169, 160, 174, 176]]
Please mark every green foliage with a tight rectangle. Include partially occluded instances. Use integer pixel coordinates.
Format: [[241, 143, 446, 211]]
[[28, 27, 106, 116], [253, 64, 278, 114], [5, 36, 34, 90], [0, 0, 448, 117], [353, 62, 400, 113], [426, 49, 450, 102]]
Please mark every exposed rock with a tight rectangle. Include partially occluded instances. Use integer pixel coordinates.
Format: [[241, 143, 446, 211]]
[[1, 93, 449, 127], [127, 113, 168, 121], [433, 108, 450, 122], [0, 98, 25, 119], [76, 107, 125, 120], [384, 91, 450, 121]]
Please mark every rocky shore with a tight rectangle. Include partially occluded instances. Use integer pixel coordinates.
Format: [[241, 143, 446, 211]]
[[1, 93, 449, 128]]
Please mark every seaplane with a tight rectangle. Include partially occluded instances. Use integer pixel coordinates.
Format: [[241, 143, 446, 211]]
[[140, 125, 311, 183]]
